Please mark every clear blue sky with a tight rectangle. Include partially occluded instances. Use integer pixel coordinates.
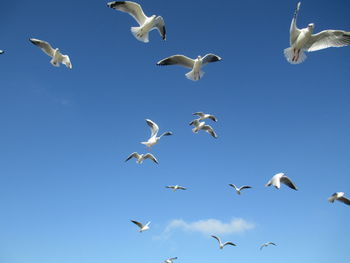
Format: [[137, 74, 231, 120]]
[[0, 0, 349, 262]]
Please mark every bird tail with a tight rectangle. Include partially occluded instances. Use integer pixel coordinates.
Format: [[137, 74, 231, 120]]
[[283, 47, 306, 64], [131, 27, 149, 43], [185, 70, 204, 81]]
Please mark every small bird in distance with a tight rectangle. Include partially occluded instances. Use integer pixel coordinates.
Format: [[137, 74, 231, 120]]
[[125, 152, 158, 164], [211, 235, 236, 249], [328, 192, 350, 206], [166, 185, 187, 191], [260, 242, 277, 250], [265, 173, 298, 190], [229, 184, 252, 195], [131, 220, 150, 232]]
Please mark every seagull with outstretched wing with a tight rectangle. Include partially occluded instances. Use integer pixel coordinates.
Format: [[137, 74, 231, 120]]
[[189, 119, 218, 138], [125, 152, 158, 164], [164, 257, 177, 263], [260, 242, 277, 250], [211, 235, 236, 249], [193, 112, 217, 122], [131, 220, 151, 232], [229, 184, 252, 195], [107, 1, 166, 43], [166, 185, 187, 192], [265, 173, 298, 190], [157, 54, 221, 81], [141, 119, 172, 148], [328, 192, 350, 206], [284, 2, 350, 64]]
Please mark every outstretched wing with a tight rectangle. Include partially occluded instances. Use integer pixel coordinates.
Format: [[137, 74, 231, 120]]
[[143, 153, 159, 164], [338, 196, 350, 205], [305, 30, 350, 52], [145, 119, 159, 137], [202, 125, 218, 138], [125, 152, 139, 162], [157, 55, 195, 69], [280, 175, 298, 190], [240, 186, 252, 191], [211, 235, 221, 245], [29, 38, 55, 57], [223, 242, 236, 247], [229, 184, 238, 190], [154, 16, 166, 40], [131, 220, 144, 228], [202, 54, 222, 66], [193, 112, 205, 118], [290, 2, 301, 45], [107, 1, 147, 25]]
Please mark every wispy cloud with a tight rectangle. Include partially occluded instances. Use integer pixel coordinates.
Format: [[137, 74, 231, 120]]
[[163, 218, 255, 236]]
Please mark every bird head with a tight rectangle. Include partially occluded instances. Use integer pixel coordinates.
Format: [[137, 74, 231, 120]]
[[307, 23, 315, 32]]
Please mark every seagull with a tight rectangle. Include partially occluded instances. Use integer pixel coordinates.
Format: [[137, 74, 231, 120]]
[[260, 242, 277, 250], [141, 119, 172, 148], [265, 173, 298, 190], [164, 257, 177, 263], [193, 112, 217, 122], [328, 192, 350, 205], [107, 1, 166, 43], [131, 220, 150, 232], [166, 185, 187, 191], [229, 184, 252, 195], [125, 152, 158, 164], [29, 38, 72, 69], [0, 50, 4, 54], [211, 235, 236, 249], [284, 2, 350, 64], [157, 54, 221, 81], [189, 119, 218, 138]]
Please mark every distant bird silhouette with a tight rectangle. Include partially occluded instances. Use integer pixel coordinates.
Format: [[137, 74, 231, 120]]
[[131, 220, 150, 232], [211, 235, 236, 249], [125, 152, 158, 164], [229, 184, 252, 195]]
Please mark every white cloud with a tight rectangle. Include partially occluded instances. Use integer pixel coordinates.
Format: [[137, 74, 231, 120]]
[[164, 218, 255, 236]]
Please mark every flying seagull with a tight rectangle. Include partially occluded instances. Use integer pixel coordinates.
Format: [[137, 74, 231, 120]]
[[193, 112, 217, 122], [0, 50, 4, 54], [166, 185, 187, 191], [164, 257, 177, 263], [157, 54, 221, 81], [141, 119, 172, 148], [125, 152, 158, 164], [131, 220, 150, 232], [229, 184, 252, 195], [284, 2, 350, 64], [107, 1, 166, 43], [29, 38, 72, 69], [211, 235, 236, 249], [260, 242, 277, 250], [265, 173, 298, 190], [328, 192, 350, 205], [189, 119, 218, 138]]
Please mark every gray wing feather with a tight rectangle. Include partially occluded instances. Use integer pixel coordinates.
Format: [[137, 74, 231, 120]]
[[202, 125, 218, 138], [155, 16, 166, 40], [107, 1, 147, 25], [157, 55, 195, 69], [125, 152, 139, 162], [338, 196, 350, 205], [202, 54, 222, 65], [30, 38, 55, 57], [143, 153, 159, 164], [290, 2, 301, 45], [306, 30, 350, 52], [280, 176, 298, 190]]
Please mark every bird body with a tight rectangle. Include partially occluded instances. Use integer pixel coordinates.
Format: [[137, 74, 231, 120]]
[[284, 2, 350, 64], [265, 173, 298, 190], [211, 235, 236, 249], [107, 1, 166, 42], [157, 54, 221, 81], [141, 119, 172, 148], [131, 220, 150, 232], [29, 38, 72, 69], [328, 192, 350, 205], [125, 152, 158, 164], [166, 185, 186, 191], [229, 184, 252, 195]]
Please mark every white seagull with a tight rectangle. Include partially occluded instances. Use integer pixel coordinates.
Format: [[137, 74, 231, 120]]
[[0, 50, 4, 54], [141, 119, 172, 148], [29, 38, 72, 69], [165, 185, 187, 191], [164, 257, 177, 263], [211, 235, 236, 249], [265, 173, 298, 190], [284, 2, 350, 64], [193, 112, 217, 122], [189, 119, 218, 138], [157, 54, 222, 81], [131, 220, 150, 232], [107, 1, 166, 43], [328, 192, 350, 205], [229, 184, 252, 195], [260, 242, 277, 250], [125, 152, 158, 164]]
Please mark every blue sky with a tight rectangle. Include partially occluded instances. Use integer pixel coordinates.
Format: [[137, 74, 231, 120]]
[[0, 0, 350, 262]]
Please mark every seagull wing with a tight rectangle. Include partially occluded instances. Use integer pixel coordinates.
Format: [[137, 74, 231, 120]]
[[143, 153, 159, 164], [193, 112, 205, 118], [208, 115, 218, 122], [267, 242, 277, 246], [290, 2, 301, 45], [145, 119, 159, 137], [305, 30, 350, 52], [223, 242, 236, 247], [202, 125, 218, 138], [240, 186, 252, 191], [166, 186, 175, 189], [338, 196, 350, 205], [125, 152, 139, 162], [157, 55, 195, 69], [107, 1, 147, 25], [202, 54, 222, 66], [29, 38, 55, 57], [177, 186, 186, 190], [211, 235, 221, 245], [280, 175, 298, 190], [154, 16, 166, 40], [169, 258, 178, 261], [229, 184, 238, 190], [131, 220, 144, 228]]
